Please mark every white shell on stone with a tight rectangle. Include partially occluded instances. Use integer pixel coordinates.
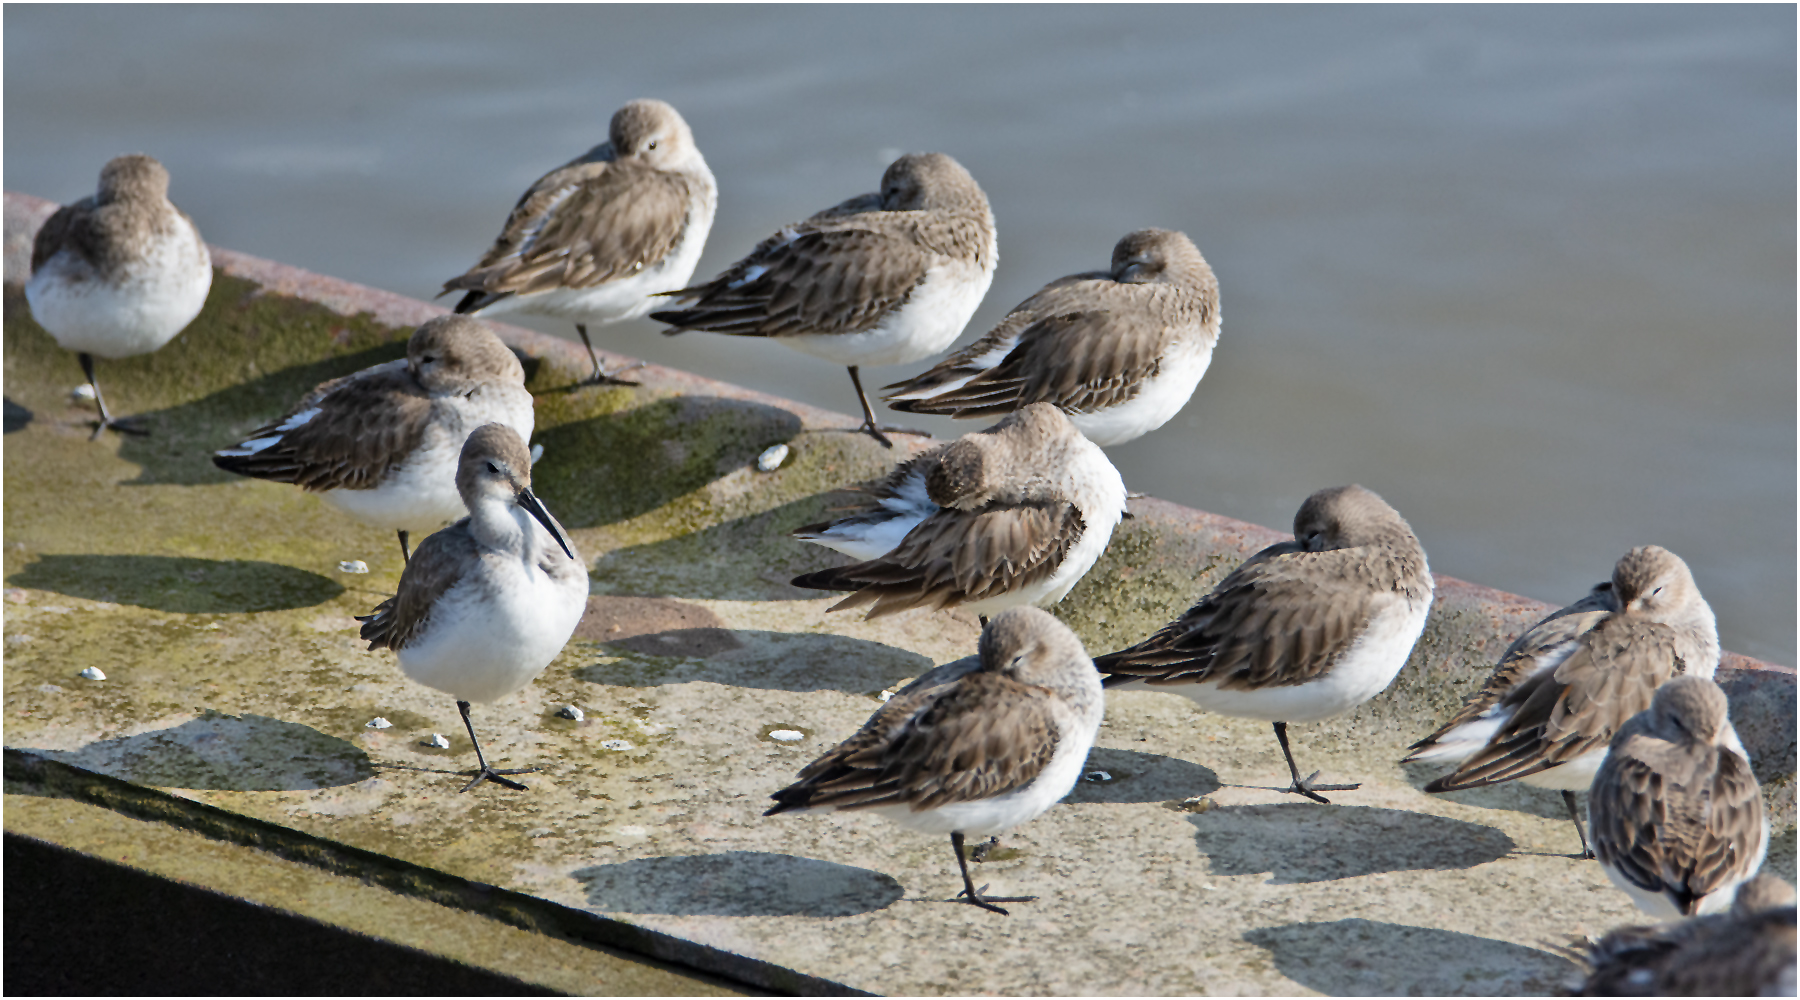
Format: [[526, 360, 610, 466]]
[[756, 443, 789, 472], [337, 560, 370, 574], [71, 384, 96, 401], [1084, 770, 1113, 782], [601, 739, 633, 751], [557, 704, 585, 721], [77, 666, 105, 681], [769, 729, 804, 742], [530, 443, 544, 465], [365, 717, 392, 729], [424, 733, 450, 748]]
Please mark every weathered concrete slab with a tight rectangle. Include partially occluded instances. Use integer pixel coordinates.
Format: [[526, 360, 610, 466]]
[[4, 190, 1791, 995]]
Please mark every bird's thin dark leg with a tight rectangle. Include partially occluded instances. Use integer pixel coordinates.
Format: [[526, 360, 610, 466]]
[[79, 353, 147, 439], [574, 324, 642, 386], [1562, 790, 1595, 860], [949, 832, 1018, 915], [978, 615, 989, 628], [846, 366, 894, 448], [1274, 721, 1358, 803], [397, 530, 411, 565], [456, 700, 538, 793]]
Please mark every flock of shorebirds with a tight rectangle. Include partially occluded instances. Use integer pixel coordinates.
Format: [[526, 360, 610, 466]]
[[21, 97, 1790, 993]]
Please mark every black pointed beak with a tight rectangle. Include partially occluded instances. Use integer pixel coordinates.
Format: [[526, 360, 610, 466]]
[[517, 486, 576, 561]]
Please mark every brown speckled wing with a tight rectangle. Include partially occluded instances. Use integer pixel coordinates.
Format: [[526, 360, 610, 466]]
[[766, 671, 1057, 813], [211, 361, 432, 492], [30, 197, 95, 272], [356, 522, 477, 653], [791, 501, 1083, 619], [652, 218, 935, 338], [444, 158, 694, 309], [1591, 738, 1766, 914], [1094, 544, 1386, 690], [1424, 618, 1681, 791]]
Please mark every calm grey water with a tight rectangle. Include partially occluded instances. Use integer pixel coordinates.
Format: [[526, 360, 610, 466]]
[[6, 6, 1792, 663]]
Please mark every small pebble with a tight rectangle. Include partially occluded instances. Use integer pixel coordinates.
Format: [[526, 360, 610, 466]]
[[365, 717, 392, 729], [601, 739, 633, 751], [424, 733, 450, 749], [70, 384, 96, 401], [77, 667, 105, 681], [1084, 770, 1113, 782], [755, 443, 789, 472], [337, 560, 370, 574], [557, 704, 585, 722], [530, 443, 544, 465], [768, 729, 804, 742]]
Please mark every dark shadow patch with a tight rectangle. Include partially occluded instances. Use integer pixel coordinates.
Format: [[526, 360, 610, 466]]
[[1243, 918, 1580, 996], [574, 851, 902, 917], [14, 711, 373, 791], [9, 555, 343, 613], [4, 396, 32, 433], [1190, 803, 1513, 883], [576, 628, 936, 694], [532, 395, 802, 529], [1065, 747, 1220, 804], [573, 595, 742, 657], [113, 342, 408, 486]]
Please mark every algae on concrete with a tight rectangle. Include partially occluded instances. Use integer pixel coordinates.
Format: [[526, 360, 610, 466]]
[[4, 195, 1792, 995]]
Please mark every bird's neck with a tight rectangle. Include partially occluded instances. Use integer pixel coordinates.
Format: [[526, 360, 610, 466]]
[[468, 495, 542, 561]]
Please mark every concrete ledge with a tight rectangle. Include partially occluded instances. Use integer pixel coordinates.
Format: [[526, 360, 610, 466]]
[[4, 189, 1791, 995]]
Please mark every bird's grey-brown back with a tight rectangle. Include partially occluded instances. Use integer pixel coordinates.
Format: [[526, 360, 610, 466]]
[[31, 154, 194, 276], [1291, 484, 1432, 595], [1610, 544, 1719, 677], [928, 403, 1109, 509]]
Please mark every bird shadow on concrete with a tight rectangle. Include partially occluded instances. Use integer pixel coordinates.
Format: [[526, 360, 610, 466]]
[[8, 554, 343, 613], [573, 851, 903, 917], [1065, 747, 1221, 805], [573, 603, 935, 695], [1243, 918, 1580, 996], [1397, 760, 1574, 823], [5, 396, 32, 433], [110, 343, 408, 487], [1189, 803, 1514, 884], [12, 711, 374, 792], [532, 394, 802, 530]]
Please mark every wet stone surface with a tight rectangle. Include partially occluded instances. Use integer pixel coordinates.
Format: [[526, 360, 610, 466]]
[[4, 195, 1792, 995]]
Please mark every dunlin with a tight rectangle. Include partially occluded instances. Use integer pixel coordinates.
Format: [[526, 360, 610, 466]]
[[652, 151, 996, 447], [442, 99, 716, 386], [1576, 874, 1795, 996], [25, 154, 212, 438], [1410, 546, 1719, 856], [766, 607, 1103, 915], [790, 403, 1125, 620], [1588, 675, 1768, 918], [1095, 485, 1433, 804], [213, 315, 533, 563], [357, 423, 588, 792], [884, 228, 1219, 447]]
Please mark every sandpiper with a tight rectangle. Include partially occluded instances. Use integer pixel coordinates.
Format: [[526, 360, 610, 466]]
[[442, 99, 716, 386], [1095, 485, 1433, 804], [1576, 875, 1795, 996], [213, 315, 533, 564], [357, 423, 588, 793], [1588, 676, 1768, 919], [883, 228, 1219, 447], [790, 403, 1125, 620], [652, 151, 996, 447], [1407, 546, 1719, 856], [25, 154, 212, 439], [766, 606, 1103, 915]]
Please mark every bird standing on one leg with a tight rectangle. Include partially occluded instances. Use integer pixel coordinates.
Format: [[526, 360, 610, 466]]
[[442, 99, 716, 386], [213, 315, 533, 566], [1095, 485, 1434, 803], [25, 153, 212, 439], [356, 423, 589, 792], [1405, 545, 1718, 857], [765, 607, 1103, 915], [652, 151, 996, 448]]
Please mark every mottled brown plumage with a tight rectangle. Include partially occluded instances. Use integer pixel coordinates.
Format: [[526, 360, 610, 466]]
[[1575, 875, 1795, 996]]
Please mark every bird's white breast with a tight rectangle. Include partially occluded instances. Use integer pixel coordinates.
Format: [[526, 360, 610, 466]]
[[1068, 336, 1214, 447], [397, 551, 589, 704], [781, 259, 995, 368], [26, 220, 212, 359]]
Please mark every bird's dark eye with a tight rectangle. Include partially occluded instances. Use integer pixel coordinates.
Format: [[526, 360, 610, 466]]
[[647, 140, 658, 151], [486, 462, 500, 474]]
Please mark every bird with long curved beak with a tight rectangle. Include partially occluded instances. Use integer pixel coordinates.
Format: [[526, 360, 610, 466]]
[[357, 423, 589, 793]]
